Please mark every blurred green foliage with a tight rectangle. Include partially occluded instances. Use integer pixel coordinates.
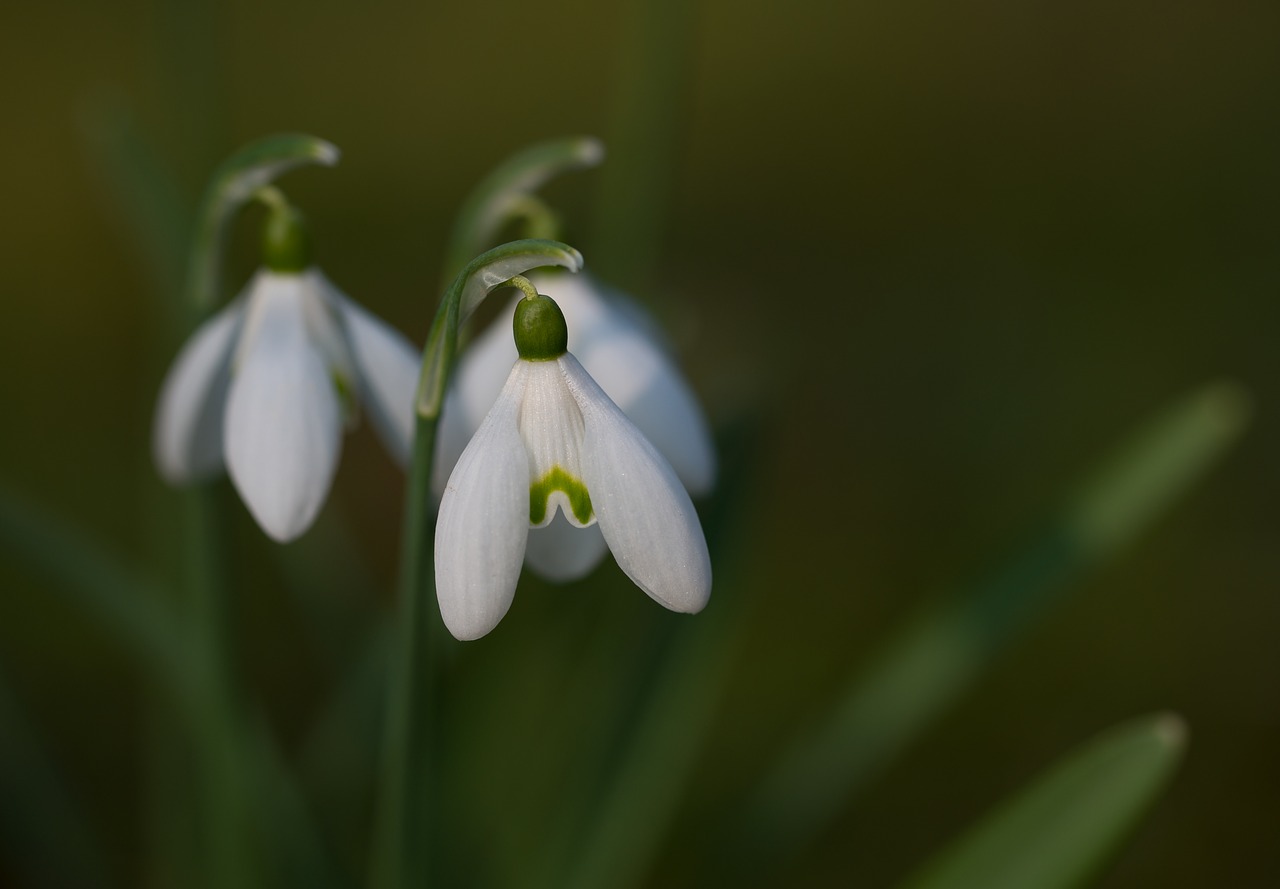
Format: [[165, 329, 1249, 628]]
[[1, 0, 1278, 886]]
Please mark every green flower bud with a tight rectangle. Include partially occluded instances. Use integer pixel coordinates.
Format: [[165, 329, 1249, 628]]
[[513, 293, 569, 361]]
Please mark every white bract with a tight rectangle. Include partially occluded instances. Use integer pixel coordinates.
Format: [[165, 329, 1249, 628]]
[[434, 271, 715, 582], [435, 293, 711, 641], [153, 268, 421, 542]]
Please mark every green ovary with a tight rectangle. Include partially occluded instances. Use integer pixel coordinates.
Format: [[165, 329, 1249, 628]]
[[529, 466, 594, 526]]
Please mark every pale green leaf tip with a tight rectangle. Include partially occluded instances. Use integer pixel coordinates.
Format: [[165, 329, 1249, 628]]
[[1149, 711, 1187, 751], [563, 246, 585, 272], [575, 136, 606, 166], [1190, 379, 1252, 440], [310, 139, 341, 166]]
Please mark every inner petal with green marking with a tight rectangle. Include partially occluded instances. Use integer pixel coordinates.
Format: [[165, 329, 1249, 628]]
[[529, 465, 594, 527]]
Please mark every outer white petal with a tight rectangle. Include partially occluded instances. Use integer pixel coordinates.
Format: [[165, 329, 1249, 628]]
[[152, 297, 244, 482], [533, 272, 717, 496], [431, 303, 519, 497], [318, 274, 422, 467], [563, 355, 711, 614], [435, 362, 531, 640], [224, 275, 342, 542], [524, 515, 609, 582], [576, 323, 717, 497]]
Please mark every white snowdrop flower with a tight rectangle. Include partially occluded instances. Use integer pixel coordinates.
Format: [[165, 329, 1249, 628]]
[[435, 291, 711, 641], [153, 205, 421, 542], [434, 271, 715, 582]]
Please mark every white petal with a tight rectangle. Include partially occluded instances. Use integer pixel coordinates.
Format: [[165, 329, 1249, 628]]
[[298, 270, 357, 386], [533, 272, 717, 495], [431, 385, 474, 502], [563, 355, 711, 613], [435, 362, 531, 640], [431, 301, 519, 497], [518, 360, 592, 528], [152, 297, 244, 482], [224, 275, 342, 542], [524, 516, 608, 582], [576, 324, 717, 497], [319, 274, 422, 467]]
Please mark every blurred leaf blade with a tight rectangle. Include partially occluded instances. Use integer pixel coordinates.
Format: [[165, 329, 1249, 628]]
[[544, 416, 761, 889], [0, 481, 188, 684], [1065, 381, 1250, 558], [899, 713, 1186, 889], [0, 673, 117, 888], [80, 96, 193, 304], [735, 381, 1248, 870]]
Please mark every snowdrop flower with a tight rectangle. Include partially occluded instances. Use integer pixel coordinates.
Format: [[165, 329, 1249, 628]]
[[434, 271, 715, 582], [436, 288, 711, 640], [153, 204, 421, 542]]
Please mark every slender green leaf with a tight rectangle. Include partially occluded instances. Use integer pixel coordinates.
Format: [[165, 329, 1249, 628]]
[[735, 382, 1248, 873], [0, 481, 188, 686], [80, 97, 193, 303], [900, 713, 1186, 889], [248, 717, 351, 889], [589, 0, 696, 288], [0, 674, 116, 888], [545, 418, 762, 889]]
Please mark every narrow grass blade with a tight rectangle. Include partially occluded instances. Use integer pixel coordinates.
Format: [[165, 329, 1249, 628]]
[[0, 674, 116, 888], [533, 417, 761, 889], [80, 98, 193, 304], [248, 717, 351, 889], [0, 481, 187, 686], [899, 713, 1186, 889], [735, 382, 1248, 872], [589, 0, 697, 287]]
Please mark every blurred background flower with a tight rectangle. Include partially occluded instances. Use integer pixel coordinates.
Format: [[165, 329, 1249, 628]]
[[0, 0, 1277, 886]]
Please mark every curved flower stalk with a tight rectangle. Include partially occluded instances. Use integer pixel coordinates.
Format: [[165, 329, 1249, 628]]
[[435, 283, 711, 640], [369, 240, 586, 889], [153, 197, 421, 542], [434, 269, 716, 581], [443, 135, 604, 280]]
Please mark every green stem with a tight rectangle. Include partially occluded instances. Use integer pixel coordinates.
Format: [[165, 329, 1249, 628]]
[[174, 134, 338, 887], [590, 0, 697, 288], [370, 420, 442, 889], [186, 134, 339, 311], [183, 487, 260, 889], [371, 239, 586, 889]]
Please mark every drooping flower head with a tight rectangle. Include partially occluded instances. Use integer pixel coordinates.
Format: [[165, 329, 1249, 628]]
[[153, 196, 421, 541], [435, 283, 711, 640], [434, 271, 716, 582]]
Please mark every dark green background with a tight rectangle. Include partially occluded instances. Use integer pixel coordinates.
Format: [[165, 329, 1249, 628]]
[[1, 0, 1277, 885]]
